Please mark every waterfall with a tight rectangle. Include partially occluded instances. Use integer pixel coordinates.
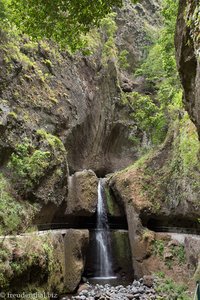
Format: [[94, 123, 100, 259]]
[[95, 179, 114, 278]]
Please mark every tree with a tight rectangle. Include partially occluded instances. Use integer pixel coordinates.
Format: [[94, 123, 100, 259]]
[[5, 0, 122, 50]]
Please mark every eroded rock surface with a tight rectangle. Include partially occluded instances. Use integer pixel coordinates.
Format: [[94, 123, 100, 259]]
[[175, 0, 200, 137]]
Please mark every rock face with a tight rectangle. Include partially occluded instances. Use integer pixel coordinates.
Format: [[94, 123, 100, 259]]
[[115, 0, 161, 72], [66, 170, 98, 216], [64, 229, 89, 292], [111, 230, 133, 279], [175, 0, 200, 137]]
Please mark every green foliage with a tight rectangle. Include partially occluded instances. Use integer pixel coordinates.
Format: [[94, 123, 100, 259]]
[[170, 245, 186, 265], [135, 0, 182, 121], [118, 50, 130, 69], [101, 13, 118, 65], [171, 114, 200, 177], [153, 238, 186, 269], [123, 92, 167, 145], [8, 138, 51, 190], [4, 0, 122, 51]]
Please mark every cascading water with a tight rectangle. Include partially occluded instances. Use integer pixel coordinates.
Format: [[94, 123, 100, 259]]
[[94, 179, 115, 279]]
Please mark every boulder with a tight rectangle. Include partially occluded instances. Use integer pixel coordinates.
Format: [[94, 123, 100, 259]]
[[0, 231, 66, 293], [66, 170, 98, 216], [64, 229, 89, 292], [143, 275, 154, 288]]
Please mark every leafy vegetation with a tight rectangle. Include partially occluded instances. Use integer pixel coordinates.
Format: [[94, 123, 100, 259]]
[[132, 0, 183, 144], [8, 138, 51, 191], [153, 238, 186, 270], [8, 131, 66, 193], [0, 0, 122, 51], [122, 91, 167, 145]]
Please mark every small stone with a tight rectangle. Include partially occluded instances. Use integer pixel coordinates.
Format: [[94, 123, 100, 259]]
[[80, 290, 89, 296], [138, 287, 145, 293], [126, 294, 134, 299], [95, 293, 101, 300], [131, 287, 138, 294], [78, 284, 90, 294], [164, 251, 173, 259]]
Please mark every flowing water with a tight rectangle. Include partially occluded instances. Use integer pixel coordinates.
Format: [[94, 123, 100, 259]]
[[94, 179, 115, 279]]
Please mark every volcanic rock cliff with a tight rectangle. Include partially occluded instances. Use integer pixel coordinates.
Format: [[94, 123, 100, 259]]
[[175, 0, 200, 138]]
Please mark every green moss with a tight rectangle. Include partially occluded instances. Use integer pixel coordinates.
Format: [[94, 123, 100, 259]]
[[112, 231, 132, 271], [36, 129, 65, 152], [105, 187, 121, 217], [22, 40, 38, 54], [0, 173, 36, 235]]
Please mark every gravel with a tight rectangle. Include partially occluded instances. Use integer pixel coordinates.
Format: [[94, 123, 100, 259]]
[[67, 277, 157, 300]]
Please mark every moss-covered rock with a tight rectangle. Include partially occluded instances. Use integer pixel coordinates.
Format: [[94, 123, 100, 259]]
[[111, 230, 133, 278], [64, 229, 89, 292], [0, 232, 66, 293], [105, 185, 124, 217], [0, 229, 89, 294], [66, 170, 98, 216]]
